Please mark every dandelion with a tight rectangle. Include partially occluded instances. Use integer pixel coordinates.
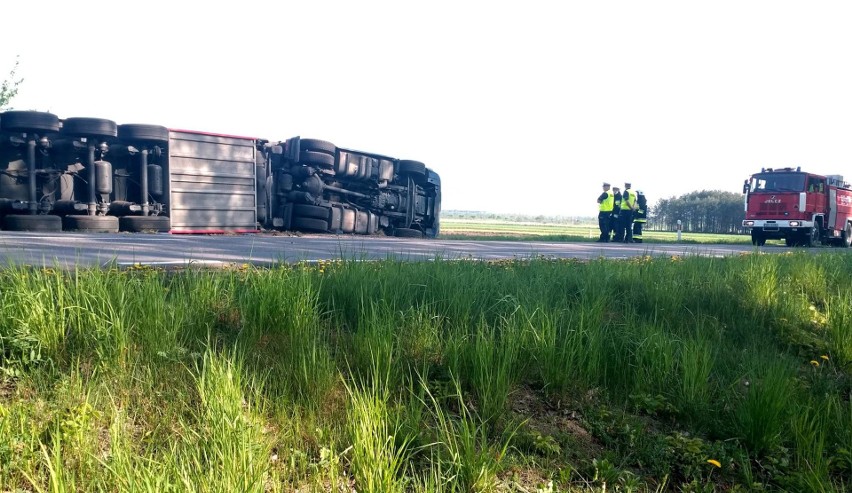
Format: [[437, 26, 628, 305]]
[[706, 459, 721, 468], [820, 355, 829, 361], [810, 360, 820, 367]]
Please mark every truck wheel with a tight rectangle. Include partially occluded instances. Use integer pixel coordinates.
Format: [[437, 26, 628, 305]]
[[398, 160, 426, 176], [61, 117, 118, 138], [394, 228, 423, 238], [300, 151, 335, 168], [807, 227, 821, 247], [118, 124, 169, 143], [119, 216, 170, 232], [751, 231, 766, 246], [300, 139, 336, 155], [63, 215, 119, 233], [2, 214, 62, 232], [0, 111, 61, 133], [843, 223, 852, 248], [292, 204, 330, 220], [292, 216, 329, 233]]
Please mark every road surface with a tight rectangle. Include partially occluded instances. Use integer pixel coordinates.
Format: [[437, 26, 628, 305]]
[[0, 232, 794, 269]]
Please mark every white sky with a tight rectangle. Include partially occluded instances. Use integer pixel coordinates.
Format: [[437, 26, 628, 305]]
[[3, 1, 852, 216]]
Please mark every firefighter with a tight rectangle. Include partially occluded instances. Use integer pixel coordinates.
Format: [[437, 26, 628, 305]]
[[596, 182, 614, 242], [632, 190, 647, 243], [610, 186, 622, 241], [619, 182, 637, 243]]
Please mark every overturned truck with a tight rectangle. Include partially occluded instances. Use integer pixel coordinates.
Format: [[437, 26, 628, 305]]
[[0, 111, 441, 238]]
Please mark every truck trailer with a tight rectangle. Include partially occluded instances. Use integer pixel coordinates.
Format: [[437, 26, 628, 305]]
[[0, 111, 441, 238], [742, 167, 852, 247]]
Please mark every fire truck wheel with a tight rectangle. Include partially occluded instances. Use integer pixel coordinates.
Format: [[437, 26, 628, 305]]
[[292, 204, 330, 220], [807, 228, 821, 248], [61, 117, 118, 138], [300, 139, 336, 155], [118, 124, 170, 144], [842, 223, 852, 248], [393, 227, 423, 238], [119, 216, 170, 232], [2, 214, 62, 232], [292, 216, 329, 233], [0, 111, 61, 133], [62, 215, 119, 233], [751, 231, 766, 246]]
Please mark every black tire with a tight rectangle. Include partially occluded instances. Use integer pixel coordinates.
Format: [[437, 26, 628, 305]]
[[292, 204, 330, 220], [63, 215, 119, 233], [292, 216, 328, 232], [394, 227, 423, 238], [300, 138, 336, 155], [118, 124, 169, 143], [300, 151, 335, 168], [398, 160, 426, 176], [0, 111, 61, 133], [843, 223, 852, 248], [61, 117, 118, 138], [807, 227, 821, 248], [2, 214, 62, 232], [119, 215, 170, 233], [751, 230, 766, 246]]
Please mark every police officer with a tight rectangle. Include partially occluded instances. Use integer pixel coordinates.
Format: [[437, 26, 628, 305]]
[[632, 190, 647, 243], [610, 186, 622, 241], [596, 182, 614, 242], [620, 182, 637, 243]]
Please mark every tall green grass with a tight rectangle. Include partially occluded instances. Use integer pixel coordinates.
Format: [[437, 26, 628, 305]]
[[1, 252, 851, 491]]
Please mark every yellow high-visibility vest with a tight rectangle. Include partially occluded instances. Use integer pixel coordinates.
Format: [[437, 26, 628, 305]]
[[621, 190, 636, 210], [599, 191, 614, 212]]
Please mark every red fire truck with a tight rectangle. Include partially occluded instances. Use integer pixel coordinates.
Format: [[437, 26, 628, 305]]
[[742, 167, 852, 247]]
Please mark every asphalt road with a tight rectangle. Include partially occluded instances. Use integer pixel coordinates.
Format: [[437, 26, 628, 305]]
[[0, 232, 790, 269]]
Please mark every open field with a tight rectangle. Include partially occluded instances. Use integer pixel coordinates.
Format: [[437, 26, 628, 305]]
[[440, 218, 752, 244], [1, 253, 851, 492]]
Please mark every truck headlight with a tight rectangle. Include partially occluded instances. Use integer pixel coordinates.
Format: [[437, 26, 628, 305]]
[[789, 221, 800, 227], [743, 220, 754, 227]]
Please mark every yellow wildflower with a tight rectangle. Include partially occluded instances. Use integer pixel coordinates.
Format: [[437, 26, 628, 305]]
[[810, 360, 820, 367], [707, 459, 721, 468], [820, 355, 830, 361]]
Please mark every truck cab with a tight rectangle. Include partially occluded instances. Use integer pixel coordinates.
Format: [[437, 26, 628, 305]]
[[742, 167, 852, 247]]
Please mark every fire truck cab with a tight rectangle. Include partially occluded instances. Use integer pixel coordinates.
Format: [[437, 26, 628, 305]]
[[742, 167, 852, 247]]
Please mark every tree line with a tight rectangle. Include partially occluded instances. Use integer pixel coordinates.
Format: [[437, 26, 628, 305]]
[[649, 190, 745, 234]]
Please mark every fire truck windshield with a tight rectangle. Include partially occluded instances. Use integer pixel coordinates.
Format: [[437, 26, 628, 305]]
[[749, 173, 806, 192]]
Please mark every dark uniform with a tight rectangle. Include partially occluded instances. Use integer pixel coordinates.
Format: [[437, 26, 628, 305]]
[[610, 187, 622, 241], [632, 191, 647, 243], [596, 182, 614, 242]]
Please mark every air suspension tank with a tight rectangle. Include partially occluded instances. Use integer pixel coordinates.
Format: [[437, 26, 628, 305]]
[[94, 160, 113, 194], [147, 164, 163, 197]]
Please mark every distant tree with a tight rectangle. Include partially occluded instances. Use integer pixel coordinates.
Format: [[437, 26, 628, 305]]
[[0, 56, 23, 110], [650, 190, 745, 234]]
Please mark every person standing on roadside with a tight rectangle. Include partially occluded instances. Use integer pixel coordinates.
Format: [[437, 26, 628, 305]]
[[632, 190, 647, 243], [596, 182, 614, 242], [620, 182, 637, 243], [610, 186, 623, 241]]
